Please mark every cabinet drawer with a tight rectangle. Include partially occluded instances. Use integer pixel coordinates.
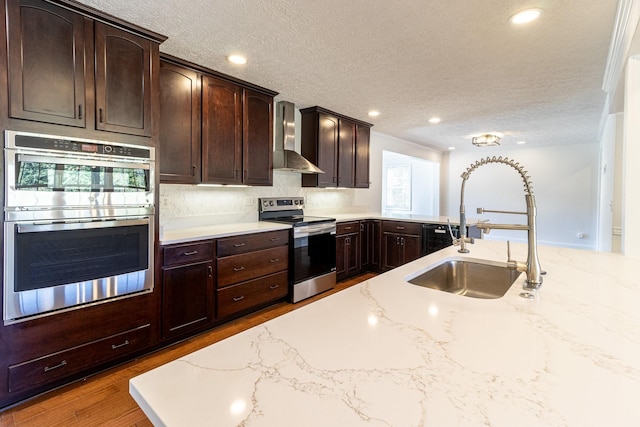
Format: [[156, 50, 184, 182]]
[[336, 221, 360, 235], [217, 271, 288, 318], [8, 324, 151, 394], [217, 246, 288, 287], [382, 221, 421, 236], [164, 241, 214, 266], [217, 230, 289, 257]]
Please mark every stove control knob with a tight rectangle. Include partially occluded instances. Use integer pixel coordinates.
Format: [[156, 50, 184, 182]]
[[262, 200, 269, 207], [298, 199, 304, 205], [269, 200, 274, 206]]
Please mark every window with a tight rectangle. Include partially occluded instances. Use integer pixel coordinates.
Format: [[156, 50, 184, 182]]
[[385, 164, 411, 210]]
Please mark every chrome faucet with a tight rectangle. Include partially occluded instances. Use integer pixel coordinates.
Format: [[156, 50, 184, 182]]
[[454, 156, 543, 291]]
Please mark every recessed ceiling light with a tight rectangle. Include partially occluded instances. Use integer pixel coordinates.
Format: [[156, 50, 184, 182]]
[[227, 54, 247, 65], [516, 140, 527, 145], [428, 117, 441, 124], [448, 146, 456, 151], [510, 8, 543, 25], [368, 110, 380, 117]]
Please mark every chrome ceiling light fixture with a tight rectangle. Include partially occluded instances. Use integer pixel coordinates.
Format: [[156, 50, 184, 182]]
[[472, 133, 501, 147]]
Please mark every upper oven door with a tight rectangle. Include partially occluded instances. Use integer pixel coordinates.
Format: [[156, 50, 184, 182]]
[[4, 149, 154, 213]]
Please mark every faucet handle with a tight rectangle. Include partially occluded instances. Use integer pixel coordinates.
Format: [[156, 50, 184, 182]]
[[446, 219, 457, 242]]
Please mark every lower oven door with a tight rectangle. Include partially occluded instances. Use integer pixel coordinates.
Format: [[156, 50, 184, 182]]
[[3, 216, 154, 324]]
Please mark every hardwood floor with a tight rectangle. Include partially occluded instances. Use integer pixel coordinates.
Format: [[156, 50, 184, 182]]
[[0, 273, 376, 427]]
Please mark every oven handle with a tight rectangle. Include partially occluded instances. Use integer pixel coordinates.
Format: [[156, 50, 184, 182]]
[[15, 217, 150, 233], [293, 222, 336, 238], [16, 153, 150, 170]]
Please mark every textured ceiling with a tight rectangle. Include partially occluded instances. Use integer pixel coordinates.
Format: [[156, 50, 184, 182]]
[[77, 0, 618, 152]]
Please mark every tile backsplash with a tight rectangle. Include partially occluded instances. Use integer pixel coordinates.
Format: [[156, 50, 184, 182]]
[[159, 171, 367, 231]]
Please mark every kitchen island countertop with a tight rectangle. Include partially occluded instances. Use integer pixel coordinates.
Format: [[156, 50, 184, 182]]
[[130, 240, 640, 426]]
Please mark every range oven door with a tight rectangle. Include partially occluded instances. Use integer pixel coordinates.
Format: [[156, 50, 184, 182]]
[[3, 216, 154, 324], [292, 222, 337, 284]]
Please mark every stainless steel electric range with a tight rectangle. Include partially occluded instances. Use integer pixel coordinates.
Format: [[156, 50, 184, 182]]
[[259, 197, 336, 303]]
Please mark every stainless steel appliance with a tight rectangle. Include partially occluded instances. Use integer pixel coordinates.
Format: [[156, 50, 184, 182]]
[[3, 131, 155, 324], [258, 197, 336, 303]]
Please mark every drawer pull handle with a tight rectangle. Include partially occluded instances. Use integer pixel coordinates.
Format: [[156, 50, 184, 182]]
[[233, 243, 246, 247], [345, 226, 352, 230], [44, 360, 67, 372], [233, 266, 245, 272], [269, 284, 280, 290], [396, 226, 405, 230], [434, 229, 446, 234], [111, 340, 130, 350], [233, 295, 245, 302], [269, 258, 280, 263], [208, 265, 213, 278], [183, 250, 199, 256], [269, 237, 280, 241]]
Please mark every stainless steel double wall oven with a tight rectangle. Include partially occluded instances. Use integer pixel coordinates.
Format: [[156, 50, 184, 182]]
[[3, 131, 155, 324]]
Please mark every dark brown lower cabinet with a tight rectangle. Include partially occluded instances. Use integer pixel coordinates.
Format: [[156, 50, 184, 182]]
[[381, 221, 422, 271], [336, 221, 361, 281], [161, 240, 216, 340]]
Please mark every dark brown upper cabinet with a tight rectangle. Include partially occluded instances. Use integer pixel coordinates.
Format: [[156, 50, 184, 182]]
[[202, 75, 243, 184], [355, 124, 371, 188], [7, 0, 87, 127], [5, 0, 164, 138], [94, 23, 152, 137], [301, 106, 372, 188], [159, 54, 277, 186], [242, 89, 274, 186], [159, 61, 201, 183]]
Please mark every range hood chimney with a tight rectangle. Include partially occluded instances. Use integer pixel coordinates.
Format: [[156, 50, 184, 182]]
[[273, 101, 324, 174]]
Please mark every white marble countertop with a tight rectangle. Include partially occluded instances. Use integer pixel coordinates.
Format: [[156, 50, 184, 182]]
[[161, 213, 467, 245], [160, 222, 291, 245], [130, 241, 640, 426]]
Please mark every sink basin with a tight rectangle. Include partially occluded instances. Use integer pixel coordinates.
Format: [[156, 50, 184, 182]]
[[406, 258, 522, 299]]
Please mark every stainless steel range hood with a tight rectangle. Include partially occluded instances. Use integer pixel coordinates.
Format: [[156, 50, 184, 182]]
[[273, 101, 324, 174]]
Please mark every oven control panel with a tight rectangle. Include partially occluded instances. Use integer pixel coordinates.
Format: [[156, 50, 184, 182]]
[[259, 197, 305, 212]]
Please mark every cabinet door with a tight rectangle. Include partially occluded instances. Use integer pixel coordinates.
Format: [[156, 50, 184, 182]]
[[345, 233, 360, 277], [402, 235, 422, 264], [159, 61, 201, 183], [337, 119, 355, 187], [7, 0, 87, 127], [242, 89, 273, 185], [370, 220, 382, 272], [360, 222, 370, 271], [382, 233, 402, 271], [355, 124, 371, 188], [95, 22, 152, 136], [335, 235, 347, 280], [202, 76, 242, 184], [317, 113, 339, 187], [162, 261, 215, 340]]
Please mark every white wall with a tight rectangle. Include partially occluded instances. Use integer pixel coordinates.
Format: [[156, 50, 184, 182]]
[[621, 56, 640, 256], [380, 150, 440, 216], [355, 131, 442, 212], [445, 144, 600, 249]]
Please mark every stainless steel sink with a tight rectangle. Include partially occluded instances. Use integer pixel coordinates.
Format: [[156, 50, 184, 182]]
[[406, 258, 522, 299]]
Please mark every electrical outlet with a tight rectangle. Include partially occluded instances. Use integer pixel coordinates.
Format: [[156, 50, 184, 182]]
[[577, 233, 587, 239], [244, 196, 254, 207]]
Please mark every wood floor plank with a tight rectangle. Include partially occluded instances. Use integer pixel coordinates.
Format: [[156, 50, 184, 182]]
[[1, 273, 375, 425]]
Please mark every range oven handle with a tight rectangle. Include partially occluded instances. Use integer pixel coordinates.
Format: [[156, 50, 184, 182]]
[[15, 217, 150, 233], [16, 153, 150, 170], [293, 222, 336, 238]]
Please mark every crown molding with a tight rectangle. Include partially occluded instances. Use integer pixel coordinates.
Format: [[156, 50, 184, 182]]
[[602, 0, 640, 94]]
